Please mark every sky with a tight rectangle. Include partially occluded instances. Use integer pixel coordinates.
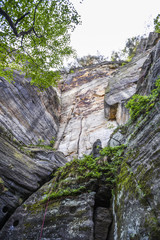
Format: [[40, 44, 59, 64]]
[[69, 0, 160, 59]]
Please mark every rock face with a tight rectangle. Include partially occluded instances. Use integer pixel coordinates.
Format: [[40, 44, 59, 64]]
[[0, 190, 96, 240], [0, 32, 160, 240], [104, 50, 151, 125], [109, 36, 160, 239], [55, 62, 119, 159], [0, 71, 61, 145], [56, 49, 150, 159], [0, 157, 113, 240], [0, 132, 66, 230], [111, 106, 160, 239]]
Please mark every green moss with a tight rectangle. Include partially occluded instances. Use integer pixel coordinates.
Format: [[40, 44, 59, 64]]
[[117, 161, 137, 197], [116, 147, 154, 206], [30, 144, 126, 208], [137, 168, 154, 205], [0, 177, 8, 194], [121, 62, 127, 67], [25, 201, 45, 214], [24, 222, 32, 230], [105, 84, 110, 94], [27, 144, 55, 150], [126, 77, 160, 121], [144, 213, 160, 239], [0, 126, 22, 147]]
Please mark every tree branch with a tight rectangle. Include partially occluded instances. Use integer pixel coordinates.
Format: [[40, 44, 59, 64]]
[[18, 27, 34, 37], [33, 28, 43, 38], [15, 11, 31, 26], [32, 0, 44, 38], [21, 35, 39, 67], [2, 45, 18, 63], [0, 0, 44, 39], [0, 7, 18, 36], [33, 0, 43, 26]]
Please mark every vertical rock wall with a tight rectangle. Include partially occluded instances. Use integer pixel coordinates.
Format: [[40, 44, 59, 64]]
[[0, 71, 61, 145], [56, 64, 118, 159], [108, 37, 160, 240], [56, 50, 151, 159]]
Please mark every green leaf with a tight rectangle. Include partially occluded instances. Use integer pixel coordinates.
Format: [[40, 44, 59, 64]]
[[0, 0, 80, 88]]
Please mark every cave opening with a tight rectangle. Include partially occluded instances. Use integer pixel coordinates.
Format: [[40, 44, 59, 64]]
[[13, 220, 19, 227], [2, 206, 8, 214], [108, 103, 118, 121]]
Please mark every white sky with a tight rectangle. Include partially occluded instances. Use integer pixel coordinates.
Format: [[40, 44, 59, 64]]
[[70, 0, 160, 59]]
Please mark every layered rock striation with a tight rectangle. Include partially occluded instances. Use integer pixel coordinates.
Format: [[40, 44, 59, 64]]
[[0, 130, 66, 230], [0, 32, 160, 240], [108, 34, 160, 240], [0, 71, 61, 145], [56, 48, 151, 159]]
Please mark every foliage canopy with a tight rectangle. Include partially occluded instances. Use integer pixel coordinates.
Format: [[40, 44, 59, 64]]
[[110, 36, 140, 62], [154, 14, 160, 33], [0, 0, 80, 88]]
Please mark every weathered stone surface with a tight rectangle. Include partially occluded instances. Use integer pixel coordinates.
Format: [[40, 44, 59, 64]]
[[0, 71, 61, 145], [145, 32, 160, 50], [113, 107, 160, 240], [137, 39, 160, 95], [56, 63, 119, 159], [0, 136, 113, 239], [0, 173, 113, 240], [110, 39, 160, 239], [90, 139, 102, 158], [59, 61, 121, 92], [56, 40, 153, 160], [0, 188, 96, 240], [0, 134, 66, 229], [94, 207, 112, 240], [135, 32, 160, 56], [104, 50, 151, 125]]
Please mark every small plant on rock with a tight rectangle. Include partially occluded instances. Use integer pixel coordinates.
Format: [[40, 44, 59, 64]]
[[126, 77, 160, 120]]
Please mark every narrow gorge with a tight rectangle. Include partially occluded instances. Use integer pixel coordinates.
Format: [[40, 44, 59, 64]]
[[0, 32, 160, 240]]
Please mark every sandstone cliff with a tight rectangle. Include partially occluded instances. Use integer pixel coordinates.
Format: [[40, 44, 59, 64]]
[[0, 32, 160, 240], [0, 72, 61, 145]]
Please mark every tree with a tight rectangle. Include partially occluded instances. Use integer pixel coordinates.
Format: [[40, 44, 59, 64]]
[[76, 54, 106, 67], [154, 14, 160, 33], [110, 36, 140, 62], [0, 0, 80, 88], [110, 51, 121, 61], [122, 36, 140, 61]]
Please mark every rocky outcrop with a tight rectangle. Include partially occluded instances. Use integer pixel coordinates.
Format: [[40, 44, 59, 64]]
[[0, 190, 96, 240], [0, 32, 160, 240], [104, 32, 160, 127], [55, 62, 119, 159], [104, 51, 151, 125], [108, 37, 160, 239], [0, 150, 113, 240], [56, 50, 151, 159], [112, 104, 160, 240], [0, 71, 61, 145], [0, 131, 66, 230]]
